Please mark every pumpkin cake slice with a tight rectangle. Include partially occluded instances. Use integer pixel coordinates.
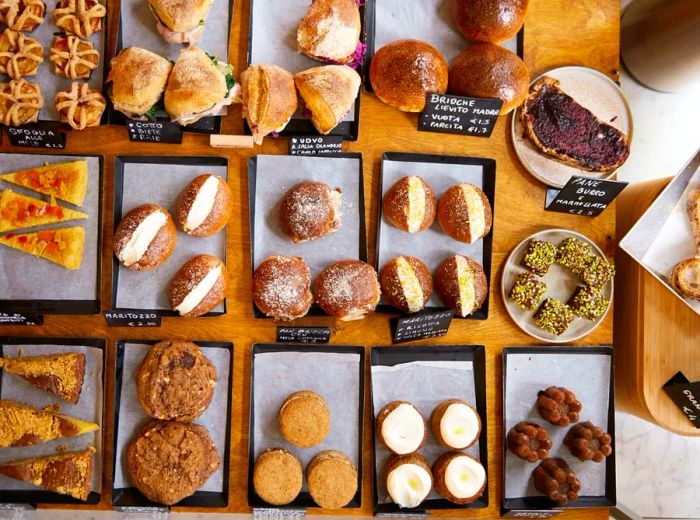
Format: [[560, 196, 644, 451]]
[[0, 226, 85, 269], [0, 352, 86, 403], [0, 189, 88, 232], [0, 160, 88, 206]]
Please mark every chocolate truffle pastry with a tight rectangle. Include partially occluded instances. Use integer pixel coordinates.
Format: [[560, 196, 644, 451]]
[[437, 183, 492, 244], [0, 0, 45, 31], [452, 0, 529, 44], [53, 0, 106, 38], [432, 452, 487, 505], [506, 421, 552, 462], [448, 43, 529, 115], [113, 203, 177, 271], [384, 453, 433, 509], [314, 259, 381, 321], [537, 386, 582, 427], [55, 81, 106, 130], [520, 239, 557, 276], [434, 255, 488, 317], [563, 421, 612, 463], [49, 35, 99, 79], [580, 255, 615, 289], [534, 298, 576, 336], [0, 78, 43, 126], [556, 236, 593, 274], [176, 174, 233, 237], [168, 254, 227, 317], [253, 448, 303, 506], [0, 352, 85, 403], [127, 420, 220, 505], [0, 29, 43, 79], [252, 255, 314, 321], [370, 39, 448, 112], [279, 181, 342, 243], [278, 390, 331, 448], [306, 450, 358, 509], [532, 457, 581, 506], [672, 256, 700, 301], [376, 401, 427, 455], [509, 272, 547, 311], [297, 0, 361, 64], [382, 176, 437, 233], [136, 340, 217, 422], [430, 399, 481, 450], [568, 285, 609, 320], [379, 256, 433, 313]]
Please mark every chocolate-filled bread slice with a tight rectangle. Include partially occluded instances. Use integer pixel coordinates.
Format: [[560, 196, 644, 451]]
[[0, 352, 86, 403]]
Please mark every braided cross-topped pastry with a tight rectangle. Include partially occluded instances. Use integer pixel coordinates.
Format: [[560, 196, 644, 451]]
[[0, 29, 44, 79], [53, 0, 105, 38], [49, 35, 99, 79], [0, 0, 45, 31], [0, 78, 43, 126], [55, 81, 105, 130]]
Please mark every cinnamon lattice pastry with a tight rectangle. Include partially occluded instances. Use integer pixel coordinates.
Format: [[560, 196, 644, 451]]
[[0, 29, 44, 79], [49, 34, 99, 79], [0, 0, 45, 31], [0, 78, 43, 125], [53, 0, 105, 38], [55, 81, 105, 130]]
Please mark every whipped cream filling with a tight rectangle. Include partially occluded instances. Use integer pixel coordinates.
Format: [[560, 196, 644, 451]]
[[118, 210, 167, 266], [406, 176, 426, 233], [455, 255, 476, 317], [395, 257, 424, 313], [440, 403, 480, 449], [382, 403, 424, 454], [387, 463, 431, 508], [444, 455, 486, 499], [460, 184, 486, 243], [185, 175, 220, 232], [174, 264, 222, 315]]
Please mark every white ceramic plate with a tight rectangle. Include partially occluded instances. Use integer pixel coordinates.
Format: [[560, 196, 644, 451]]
[[501, 228, 614, 343], [512, 66, 633, 188]]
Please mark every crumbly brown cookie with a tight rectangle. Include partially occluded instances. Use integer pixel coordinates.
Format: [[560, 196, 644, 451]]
[[306, 450, 358, 509], [127, 420, 220, 505], [253, 448, 303, 506], [278, 391, 330, 448], [136, 341, 217, 422]]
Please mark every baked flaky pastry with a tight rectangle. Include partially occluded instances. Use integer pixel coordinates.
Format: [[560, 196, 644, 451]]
[[0, 29, 43, 79], [0, 78, 43, 126], [53, 0, 105, 38], [49, 35, 99, 79], [670, 187, 700, 301], [55, 81, 105, 130], [0, 0, 45, 31]]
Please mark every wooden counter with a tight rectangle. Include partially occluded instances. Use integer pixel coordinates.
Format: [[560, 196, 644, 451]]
[[0, 0, 620, 517]]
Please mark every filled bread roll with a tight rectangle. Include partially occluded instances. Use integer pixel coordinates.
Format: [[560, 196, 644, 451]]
[[241, 64, 297, 144], [297, 0, 361, 64], [168, 254, 227, 317], [176, 174, 233, 237], [113, 203, 176, 271]]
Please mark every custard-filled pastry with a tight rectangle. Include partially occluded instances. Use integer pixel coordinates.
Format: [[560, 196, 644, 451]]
[[0, 78, 43, 126], [0, 29, 43, 79], [49, 35, 99, 79], [0, 0, 45, 31], [53, 0, 105, 38], [55, 81, 105, 130]]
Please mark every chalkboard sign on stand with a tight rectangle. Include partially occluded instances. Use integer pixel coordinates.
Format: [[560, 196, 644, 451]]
[[6, 126, 66, 149], [419, 94, 502, 138], [545, 176, 627, 217]]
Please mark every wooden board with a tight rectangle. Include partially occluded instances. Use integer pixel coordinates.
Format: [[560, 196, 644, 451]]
[[0, 0, 620, 516]]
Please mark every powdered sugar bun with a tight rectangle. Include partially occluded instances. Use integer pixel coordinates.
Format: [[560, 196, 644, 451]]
[[253, 256, 314, 320], [279, 181, 342, 243], [314, 259, 380, 321]]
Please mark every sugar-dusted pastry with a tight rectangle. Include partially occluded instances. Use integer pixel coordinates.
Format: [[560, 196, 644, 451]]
[[0, 160, 88, 207], [314, 259, 381, 321], [0, 29, 43, 79], [437, 183, 492, 243], [0, 0, 45, 31], [253, 448, 303, 506], [306, 450, 358, 509], [0, 352, 86, 403], [383, 176, 437, 233], [252, 256, 314, 320], [55, 82, 105, 130], [0, 447, 94, 501], [672, 256, 700, 301], [509, 272, 546, 311], [434, 254, 488, 317], [563, 421, 612, 463], [0, 189, 87, 232], [0, 227, 85, 269], [432, 452, 487, 505], [534, 297, 575, 335], [379, 256, 432, 313], [520, 239, 557, 276], [506, 421, 552, 462], [532, 458, 581, 506], [53, 0, 105, 38], [176, 174, 233, 237], [556, 236, 593, 274], [384, 453, 432, 509], [49, 35, 99, 79], [0, 399, 98, 448], [113, 203, 177, 271], [279, 181, 342, 243], [430, 399, 481, 450], [297, 0, 361, 64], [0, 78, 43, 126], [279, 390, 330, 448], [568, 285, 609, 320], [168, 254, 227, 317], [376, 401, 426, 455], [537, 386, 582, 427], [580, 255, 615, 289]]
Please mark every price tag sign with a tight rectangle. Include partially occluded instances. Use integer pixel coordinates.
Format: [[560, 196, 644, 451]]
[[391, 310, 454, 344], [0, 311, 43, 326], [419, 93, 502, 137], [126, 120, 183, 144], [253, 507, 306, 517], [276, 326, 331, 344], [289, 135, 343, 155], [545, 176, 628, 217], [103, 311, 161, 327], [6, 126, 66, 149], [663, 371, 700, 428], [502, 510, 562, 518]]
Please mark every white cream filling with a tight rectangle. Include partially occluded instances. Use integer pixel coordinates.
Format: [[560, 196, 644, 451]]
[[387, 463, 431, 508], [444, 455, 486, 499], [185, 175, 220, 232], [460, 184, 486, 243], [174, 264, 222, 315], [395, 257, 424, 313], [381, 403, 424, 454], [455, 255, 476, 317], [406, 176, 426, 233], [440, 403, 480, 449], [118, 211, 167, 266]]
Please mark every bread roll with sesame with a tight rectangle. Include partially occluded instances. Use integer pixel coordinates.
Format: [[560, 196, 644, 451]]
[[379, 256, 432, 313], [383, 176, 436, 233]]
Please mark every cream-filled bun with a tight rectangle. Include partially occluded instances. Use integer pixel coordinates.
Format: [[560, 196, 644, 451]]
[[384, 453, 433, 509], [314, 259, 380, 321], [376, 401, 426, 455], [437, 183, 492, 243], [431, 399, 481, 450], [383, 176, 437, 233], [432, 452, 486, 505], [168, 254, 227, 317], [379, 256, 433, 313], [113, 203, 177, 271], [176, 174, 233, 237], [434, 255, 488, 318]]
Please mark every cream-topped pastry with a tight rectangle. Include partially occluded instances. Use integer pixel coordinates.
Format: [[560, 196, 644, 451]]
[[433, 452, 486, 504], [184, 174, 220, 233], [440, 402, 480, 449], [377, 402, 426, 455], [460, 183, 486, 243], [168, 254, 227, 317], [386, 461, 432, 508], [118, 210, 167, 266], [406, 176, 426, 233], [174, 264, 222, 315]]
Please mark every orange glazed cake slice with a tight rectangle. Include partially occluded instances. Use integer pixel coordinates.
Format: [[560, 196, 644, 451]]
[[0, 352, 86, 403], [0, 226, 85, 269], [0, 160, 88, 206], [0, 400, 98, 448], [0, 189, 88, 232], [0, 447, 95, 501]]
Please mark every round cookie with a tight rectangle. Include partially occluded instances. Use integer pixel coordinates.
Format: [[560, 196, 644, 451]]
[[384, 453, 433, 509], [113, 203, 177, 271], [314, 259, 381, 321], [379, 256, 433, 313], [127, 420, 220, 505], [382, 176, 437, 233], [376, 401, 427, 455], [136, 340, 217, 422], [279, 390, 331, 448], [176, 174, 233, 237], [434, 255, 488, 317], [252, 256, 314, 321], [430, 399, 481, 450], [437, 183, 492, 244], [253, 448, 303, 506], [279, 181, 342, 243], [306, 450, 358, 509], [432, 451, 487, 505]]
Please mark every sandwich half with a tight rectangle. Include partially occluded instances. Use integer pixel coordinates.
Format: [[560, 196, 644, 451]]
[[148, 0, 213, 43], [297, 0, 362, 65], [241, 64, 297, 144]]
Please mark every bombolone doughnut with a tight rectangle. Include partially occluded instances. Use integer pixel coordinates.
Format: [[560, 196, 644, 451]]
[[379, 256, 433, 313], [383, 176, 436, 233], [314, 259, 380, 321], [168, 254, 227, 317], [252, 256, 314, 321], [279, 181, 342, 243], [176, 174, 233, 237], [113, 203, 177, 271], [437, 183, 492, 243]]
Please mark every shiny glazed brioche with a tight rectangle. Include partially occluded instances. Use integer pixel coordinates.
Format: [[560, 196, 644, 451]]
[[452, 0, 529, 44]]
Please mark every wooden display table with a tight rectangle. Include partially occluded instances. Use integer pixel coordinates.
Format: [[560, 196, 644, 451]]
[[0, 0, 620, 517]]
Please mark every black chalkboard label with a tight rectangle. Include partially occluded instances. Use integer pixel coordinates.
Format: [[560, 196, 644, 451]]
[[289, 135, 343, 155], [502, 510, 562, 518], [663, 371, 700, 428], [6, 126, 66, 149], [253, 507, 306, 517], [419, 93, 502, 137], [391, 310, 454, 344], [545, 176, 628, 217], [0, 311, 43, 326], [103, 311, 161, 327], [276, 326, 331, 344], [126, 120, 183, 144]]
